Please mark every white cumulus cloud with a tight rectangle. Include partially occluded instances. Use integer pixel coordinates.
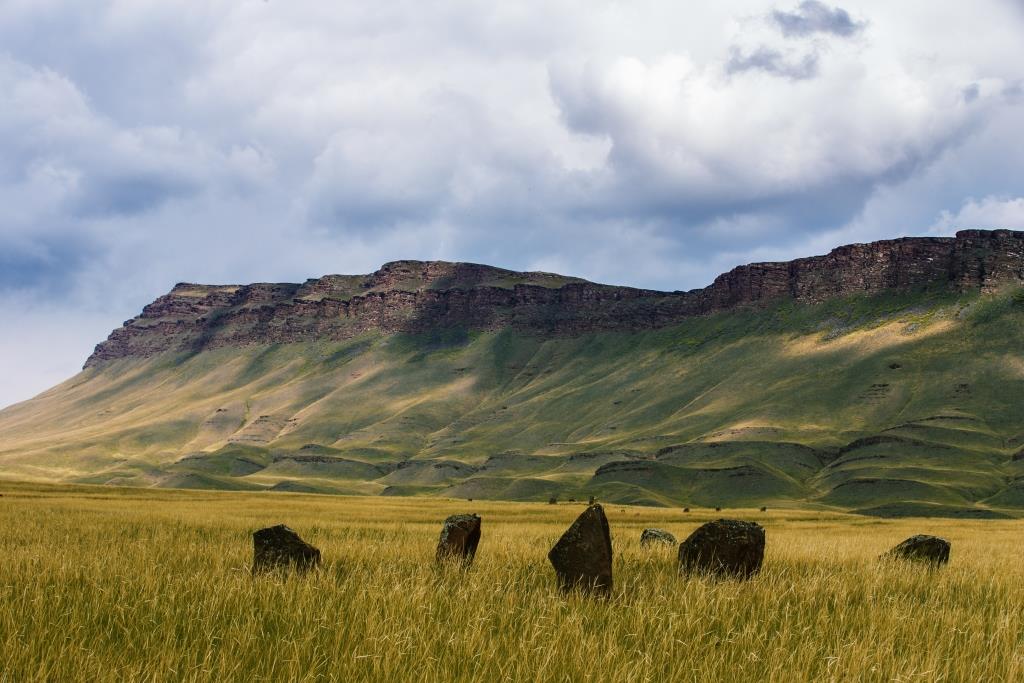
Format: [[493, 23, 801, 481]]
[[931, 196, 1024, 234]]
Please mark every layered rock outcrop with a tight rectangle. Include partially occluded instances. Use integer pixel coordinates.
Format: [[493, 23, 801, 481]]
[[85, 230, 1024, 367]]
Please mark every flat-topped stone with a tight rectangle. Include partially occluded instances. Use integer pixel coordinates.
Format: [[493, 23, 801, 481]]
[[884, 535, 950, 565], [678, 519, 765, 579]]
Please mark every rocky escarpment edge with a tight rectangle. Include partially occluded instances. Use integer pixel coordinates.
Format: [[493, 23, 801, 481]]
[[85, 229, 1024, 367]]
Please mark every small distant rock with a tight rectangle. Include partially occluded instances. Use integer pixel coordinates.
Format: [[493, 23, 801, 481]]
[[884, 534, 950, 565], [548, 503, 613, 595], [252, 524, 321, 574], [678, 519, 765, 579], [588, 495, 596, 505], [640, 528, 676, 547], [759, 506, 767, 512], [436, 513, 481, 566], [548, 497, 558, 505], [683, 507, 689, 512], [715, 507, 722, 512]]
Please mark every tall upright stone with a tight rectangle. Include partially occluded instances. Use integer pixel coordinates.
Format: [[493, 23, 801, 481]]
[[436, 513, 481, 566], [678, 519, 764, 579], [252, 524, 321, 574], [548, 503, 613, 595]]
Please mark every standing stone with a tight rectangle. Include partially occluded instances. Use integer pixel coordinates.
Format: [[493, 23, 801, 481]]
[[678, 519, 765, 579], [252, 524, 321, 574], [436, 513, 481, 566], [640, 528, 677, 547], [884, 535, 950, 565], [548, 503, 613, 595]]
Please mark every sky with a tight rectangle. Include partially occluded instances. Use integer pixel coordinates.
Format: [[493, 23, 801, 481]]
[[2, 0, 1024, 408]]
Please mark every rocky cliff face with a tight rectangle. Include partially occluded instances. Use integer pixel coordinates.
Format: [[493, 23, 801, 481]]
[[85, 229, 1024, 367]]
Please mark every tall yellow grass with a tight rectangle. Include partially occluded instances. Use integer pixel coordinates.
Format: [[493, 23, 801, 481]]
[[1, 483, 1022, 681]]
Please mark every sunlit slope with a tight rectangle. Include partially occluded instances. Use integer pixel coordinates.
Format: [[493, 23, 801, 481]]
[[1, 286, 1022, 514]]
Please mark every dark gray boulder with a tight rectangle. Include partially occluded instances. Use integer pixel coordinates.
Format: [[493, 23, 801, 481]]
[[678, 519, 765, 579], [252, 524, 321, 574], [436, 513, 481, 566], [640, 528, 677, 547], [548, 503, 613, 595], [884, 535, 950, 565]]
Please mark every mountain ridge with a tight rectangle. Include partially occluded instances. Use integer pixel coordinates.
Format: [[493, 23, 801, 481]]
[[85, 229, 1024, 367]]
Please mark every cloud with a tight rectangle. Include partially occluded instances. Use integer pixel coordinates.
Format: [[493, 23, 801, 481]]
[[726, 47, 819, 80], [0, 56, 267, 224], [548, 47, 989, 232], [930, 196, 1024, 234], [771, 1, 865, 38], [0, 0, 1023, 407]]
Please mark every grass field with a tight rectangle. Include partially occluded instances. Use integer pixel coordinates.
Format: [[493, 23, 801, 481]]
[[2, 482, 1023, 681]]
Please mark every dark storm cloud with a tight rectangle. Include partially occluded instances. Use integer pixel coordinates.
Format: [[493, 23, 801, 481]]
[[726, 47, 819, 80], [1003, 81, 1024, 101], [71, 173, 200, 217], [771, 1, 865, 38], [0, 235, 98, 292]]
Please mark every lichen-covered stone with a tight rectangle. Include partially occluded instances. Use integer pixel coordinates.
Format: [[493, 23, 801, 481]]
[[640, 528, 676, 547], [436, 513, 481, 566], [252, 524, 320, 574], [884, 535, 950, 565], [678, 519, 765, 579]]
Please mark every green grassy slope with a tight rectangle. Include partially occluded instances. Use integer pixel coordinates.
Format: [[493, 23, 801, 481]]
[[1, 285, 1022, 515]]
